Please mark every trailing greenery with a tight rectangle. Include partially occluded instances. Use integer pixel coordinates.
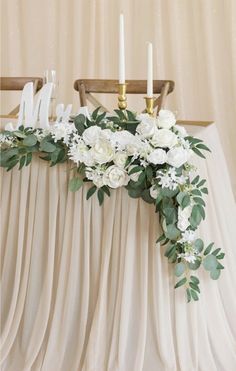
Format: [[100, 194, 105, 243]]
[[0, 108, 224, 302]]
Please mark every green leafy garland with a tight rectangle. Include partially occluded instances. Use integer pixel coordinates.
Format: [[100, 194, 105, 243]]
[[0, 108, 225, 301]]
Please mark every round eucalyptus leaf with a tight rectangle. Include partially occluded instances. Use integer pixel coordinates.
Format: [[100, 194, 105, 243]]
[[188, 259, 201, 270], [210, 269, 221, 280], [203, 254, 218, 271], [23, 134, 37, 147], [175, 262, 185, 277], [194, 238, 204, 252]]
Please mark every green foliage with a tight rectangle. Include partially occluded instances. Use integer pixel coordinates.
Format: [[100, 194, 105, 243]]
[[0, 108, 224, 303], [69, 177, 83, 192]]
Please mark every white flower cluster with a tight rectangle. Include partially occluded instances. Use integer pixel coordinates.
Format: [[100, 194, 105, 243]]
[[0, 133, 16, 148], [177, 230, 200, 263], [156, 167, 187, 191], [64, 109, 192, 190], [50, 122, 76, 145]]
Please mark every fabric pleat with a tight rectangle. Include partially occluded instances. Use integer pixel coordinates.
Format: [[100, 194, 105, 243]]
[[1, 124, 236, 371]]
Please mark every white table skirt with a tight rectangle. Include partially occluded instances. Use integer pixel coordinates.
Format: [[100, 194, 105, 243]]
[[1, 124, 236, 371]]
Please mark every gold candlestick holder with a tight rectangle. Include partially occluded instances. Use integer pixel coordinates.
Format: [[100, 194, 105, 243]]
[[144, 96, 155, 116], [117, 83, 127, 110]]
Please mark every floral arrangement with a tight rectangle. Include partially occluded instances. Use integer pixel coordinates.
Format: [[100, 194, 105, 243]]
[[0, 108, 225, 301]]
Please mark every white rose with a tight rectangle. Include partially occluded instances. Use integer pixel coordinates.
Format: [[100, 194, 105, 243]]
[[92, 139, 114, 164], [151, 129, 178, 148], [82, 126, 102, 145], [103, 165, 130, 188], [128, 164, 142, 182], [150, 185, 160, 199], [113, 151, 128, 168], [157, 109, 176, 129], [126, 137, 143, 156], [167, 147, 190, 168], [177, 205, 192, 231], [136, 114, 157, 138], [174, 124, 187, 138], [111, 130, 135, 148], [100, 128, 113, 140], [147, 148, 167, 165]]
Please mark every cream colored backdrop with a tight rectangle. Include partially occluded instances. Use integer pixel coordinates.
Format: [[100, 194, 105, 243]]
[[1, 0, 236, 194]]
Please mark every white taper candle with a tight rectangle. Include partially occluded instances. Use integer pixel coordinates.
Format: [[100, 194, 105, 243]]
[[119, 14, 125, 84], [147, 42, 153, 97]]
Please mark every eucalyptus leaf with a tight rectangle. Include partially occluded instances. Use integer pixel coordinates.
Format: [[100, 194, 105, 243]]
[[193, 197, 206, 207], [165, 224, 180, 240], [188, 259, 201, 270], [23, 134, 37, 147], [189, 282, 200, 293], [210, 269, 221, 280], [186, 288, 191, 302], [192, 147, 206, 159], [190, 275, 200, 284], [86, 185, 97, 200], [175, 262, 185, 277], [204, 242, 214, 255], [92, 106, 101, 120], [194, 239, 204, 252], [203, 254, 218, 271], [19, 155, 26, 170], [69, 177, 83, 192], [97, 189, 104, 205], [164, 244, 176, 258], [174, 277, 187, 289], [190, 289, 199, 301], [182, 194, 191, 209], [25, 153, 32, 166], [40, 141, 56, 153]]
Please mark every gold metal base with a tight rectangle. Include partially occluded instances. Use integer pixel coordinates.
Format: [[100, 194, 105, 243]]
[[117, 83, 127, 110], [144, 97, 155, 116]]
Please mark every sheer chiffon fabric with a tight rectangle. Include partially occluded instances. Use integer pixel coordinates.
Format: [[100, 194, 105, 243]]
[[1, 124, 236, 371]]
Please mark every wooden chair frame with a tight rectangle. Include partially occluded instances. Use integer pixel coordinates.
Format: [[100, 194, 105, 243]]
[[74, 79, 175, 115], [0, 77, 43, 117]]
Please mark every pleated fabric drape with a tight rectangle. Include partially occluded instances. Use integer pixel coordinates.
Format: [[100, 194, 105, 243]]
[[1, 0, 236, 196], [1, 124, 236, 371]]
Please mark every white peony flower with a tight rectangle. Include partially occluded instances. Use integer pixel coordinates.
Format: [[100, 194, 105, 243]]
[[82, 126, 102, 145], [103, 165, 130, 188], [113, 151, 128, 168], [177, 205, 192, 231], [167, 147, 190, 168], [150, 185, 160, 199], [147, 148, 167, 165], [111, 130, 135, 148], [174, 124, 187, 138], [136, 114, 157, 138], [126, 138, 143, 156], [92, 139, 114, 164], [157, 109, 176, 129], [100, 128, 113, 141], [151, 129, 178, 148]]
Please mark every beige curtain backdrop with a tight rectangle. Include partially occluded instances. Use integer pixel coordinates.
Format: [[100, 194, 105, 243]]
[[1, 124, 236, 370], [0, 0, 236, 195]]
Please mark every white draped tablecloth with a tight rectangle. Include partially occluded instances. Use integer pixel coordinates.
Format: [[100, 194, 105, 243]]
[[1, 124, 236, 371]]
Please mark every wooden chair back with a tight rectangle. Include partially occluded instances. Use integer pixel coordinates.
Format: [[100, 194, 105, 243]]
[[74, 79, 175, 115], [0, 77, 43, 117]]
